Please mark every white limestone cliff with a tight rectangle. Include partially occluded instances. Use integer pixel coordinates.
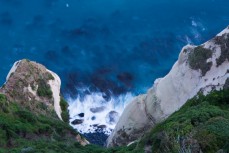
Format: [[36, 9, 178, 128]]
[[107, 26, 229, 147], [47, 69, 62, 120]]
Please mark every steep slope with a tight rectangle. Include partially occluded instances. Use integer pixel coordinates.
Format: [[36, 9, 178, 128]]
[[107, 26, 229, 147], [0, 59, 91, 152], [118, 89, 229, 153], [0, 59, 62, 120], [0, 59, 144, 153]]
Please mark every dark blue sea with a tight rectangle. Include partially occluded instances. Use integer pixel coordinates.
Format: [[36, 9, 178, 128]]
[[0, 0, 229, 145]]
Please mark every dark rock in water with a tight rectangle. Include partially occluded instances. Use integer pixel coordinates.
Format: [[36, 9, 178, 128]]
[[90, 106, 106, 113], [64, 72, 79, 98], [61, 46, 75, 57], [98, 125, 107, 129], [83, 132, 108, 146], [92, 124, 98, 127], [78, 113, 84, 117], [91, 116, 96, 120], [71, 119, 84, 125], [117, 72, 133, 87], [106, 111, 119, 125], [91, 73, 127, 96]]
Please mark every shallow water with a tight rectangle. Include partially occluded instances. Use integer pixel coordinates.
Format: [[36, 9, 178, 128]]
[[0, 0, 229, 145]]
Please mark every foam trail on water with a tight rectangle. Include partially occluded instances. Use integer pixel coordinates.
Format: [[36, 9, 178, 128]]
[[68, 90, 134, 135]]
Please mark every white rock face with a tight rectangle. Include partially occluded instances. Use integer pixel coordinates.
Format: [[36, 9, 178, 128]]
[[6, 60, 21, 82], [47, 69, 62, 120], [107, 26, 229, 147]]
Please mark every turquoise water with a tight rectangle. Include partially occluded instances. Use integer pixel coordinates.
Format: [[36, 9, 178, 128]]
[[0, 0, 229, 97], [1, 0, 229, 145]]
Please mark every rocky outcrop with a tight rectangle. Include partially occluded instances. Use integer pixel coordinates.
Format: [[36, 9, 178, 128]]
[[0, 59, 91, 150], [0, 59, 62, 120], [107, 26, 229, 147]]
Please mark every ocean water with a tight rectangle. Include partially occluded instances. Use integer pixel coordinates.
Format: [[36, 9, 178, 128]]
[[0, 0, 229, 145]]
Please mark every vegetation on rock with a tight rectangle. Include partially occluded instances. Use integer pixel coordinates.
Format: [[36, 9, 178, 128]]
[[188, 46, 213, 76], [1, 59, 229, 152], [215, 34, 229, 66], [60, 97, 70, 123], [2, 85, 229, 152], [0, 93, 142, 153], [37, 79, 53, 99], [130, 89, 229, 153]]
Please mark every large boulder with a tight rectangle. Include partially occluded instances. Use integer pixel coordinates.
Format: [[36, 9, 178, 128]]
[[0, 59, 62, 120], [107, 26, 229, 147]]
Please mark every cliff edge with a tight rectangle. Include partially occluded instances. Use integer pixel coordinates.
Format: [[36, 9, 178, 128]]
[[107, 26, 229, 147], [0, 59, 62, 120]]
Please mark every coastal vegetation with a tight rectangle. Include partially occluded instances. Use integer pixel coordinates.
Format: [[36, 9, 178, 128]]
[[1, 88, 229, 152], [37, 79, 53, 99], [132, 89, 229, 152]]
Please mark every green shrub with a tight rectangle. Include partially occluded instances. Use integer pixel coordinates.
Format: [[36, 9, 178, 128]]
[[15, 111, 37, 123], [135, 89, 229, 153], [60, 97, 69, 123], [37, 79, 53, 98], [188, 46, 213, 76], [47, 73, 55, 80]]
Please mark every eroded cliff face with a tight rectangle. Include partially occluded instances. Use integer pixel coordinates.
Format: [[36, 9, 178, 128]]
[[0, 59, 62, 120], [107, 26, 229, 147], [0, 59, 91, 151]]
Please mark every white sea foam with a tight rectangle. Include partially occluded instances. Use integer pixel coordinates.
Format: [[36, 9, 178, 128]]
[[68, 91, 134, 135], [185, 35, 192, 44], [191, 20, 197, 27]]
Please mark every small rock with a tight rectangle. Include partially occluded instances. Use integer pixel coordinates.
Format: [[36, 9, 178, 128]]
[[91, 116, 96, 120], [78, 113, 84, 117], [90, 106, 106, 113], [71, 119, 84, 125], [98, 125, 107, 129], [106, 111, 119, 125]]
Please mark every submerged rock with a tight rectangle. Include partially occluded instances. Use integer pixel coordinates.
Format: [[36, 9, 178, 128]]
[[105, 111, 119, 125], [107, 26, 229, 147], [90, 106, 106, 113]]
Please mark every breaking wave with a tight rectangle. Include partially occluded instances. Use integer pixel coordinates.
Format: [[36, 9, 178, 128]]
[[67, 89, 134, 135]]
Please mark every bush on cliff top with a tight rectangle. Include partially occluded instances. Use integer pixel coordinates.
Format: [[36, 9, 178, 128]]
[[134, 89, 229, 153]]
